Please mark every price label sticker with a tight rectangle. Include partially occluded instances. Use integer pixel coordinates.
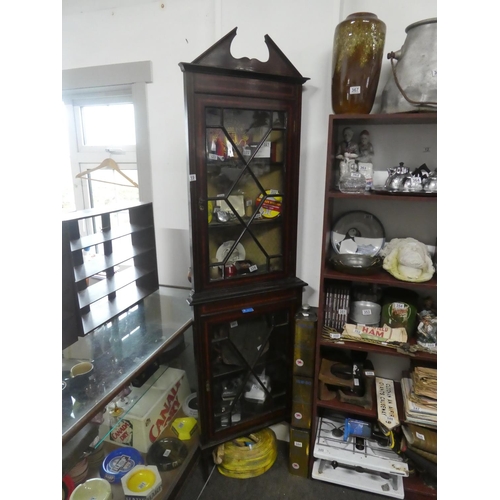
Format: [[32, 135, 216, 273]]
[[338, 308, 347, 315], [365, 371, 375, 376], [208, 153, 218, 160], [249, 264, 258, 272], [329, 332, 341, 339], [416, 432, 425, 441], [393, 302, 406, 309], [189, 174, 196, 181], [230, 321, 238, 328], [294, 441, 303, 448], [362, 309, 372, 315], [354, 378, 359, 386], [349, 86, 361, 94]]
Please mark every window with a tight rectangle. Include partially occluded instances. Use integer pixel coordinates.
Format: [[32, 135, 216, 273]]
[[63, 88, 139, 213], [62, 61, 153, 216]]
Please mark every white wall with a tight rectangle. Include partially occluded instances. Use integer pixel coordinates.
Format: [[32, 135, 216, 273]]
[[62, 0, 437, 306]]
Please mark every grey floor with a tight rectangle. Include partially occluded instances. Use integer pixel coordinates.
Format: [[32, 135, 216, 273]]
[[175, 440, 388, 500]]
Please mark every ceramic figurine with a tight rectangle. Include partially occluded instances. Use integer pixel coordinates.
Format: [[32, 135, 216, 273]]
[[357, 130, 374, 163]]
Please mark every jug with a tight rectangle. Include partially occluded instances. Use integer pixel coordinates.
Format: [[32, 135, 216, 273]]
[[385, 163, 409, 191], [381, 18, 437, 113]]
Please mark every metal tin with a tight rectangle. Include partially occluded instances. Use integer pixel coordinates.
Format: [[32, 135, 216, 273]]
[[294, 305, 317, 349]]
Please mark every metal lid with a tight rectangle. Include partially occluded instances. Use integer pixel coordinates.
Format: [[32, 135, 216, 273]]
[[406, 18, 437, 33]]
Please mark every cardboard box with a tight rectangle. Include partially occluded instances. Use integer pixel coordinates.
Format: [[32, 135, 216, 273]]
[[288, 427, 310, 477], [103, 367, 190, 453]]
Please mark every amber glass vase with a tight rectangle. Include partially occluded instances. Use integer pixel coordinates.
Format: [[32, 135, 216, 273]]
[[331, 12, 386, 114]]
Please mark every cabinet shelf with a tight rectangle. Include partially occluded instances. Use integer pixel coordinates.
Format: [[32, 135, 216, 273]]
[[317, 387, 377, 420], [77, 264, 157, 308], [316, 379, 435, 430], [73, 243, 155, 283], [212, 353, 287, 379], [328, 190, 437, 202], [208, 216, 282, 229], [69, 222, 154, 252], [318, 338, 437, 362], [323, 267, 437, 290], [328, 112, 436, 125]]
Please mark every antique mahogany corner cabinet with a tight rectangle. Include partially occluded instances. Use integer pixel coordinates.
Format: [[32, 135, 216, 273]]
[[179, 28, 309, 453]]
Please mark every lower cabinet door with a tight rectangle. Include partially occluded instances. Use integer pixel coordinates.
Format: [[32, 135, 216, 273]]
[[197, 294, 300, 445]]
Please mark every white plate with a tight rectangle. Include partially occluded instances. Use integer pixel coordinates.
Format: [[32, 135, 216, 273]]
[[216, 241, 246, 264]]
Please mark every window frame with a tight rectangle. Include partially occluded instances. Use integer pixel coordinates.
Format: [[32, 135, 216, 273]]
[[62, 61, 153, 205]]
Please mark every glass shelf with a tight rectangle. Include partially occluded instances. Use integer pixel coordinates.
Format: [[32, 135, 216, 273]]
[[62, 286, 193, 445]]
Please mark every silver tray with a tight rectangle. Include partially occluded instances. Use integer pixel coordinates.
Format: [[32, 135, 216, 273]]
[[371, 187, 436, 197]]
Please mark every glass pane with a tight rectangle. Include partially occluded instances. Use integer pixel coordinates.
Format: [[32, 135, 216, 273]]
[[84, 167, 140, 209], [209, 310, 290, 432], [205, 107, 286, 282], [81, 103, 136, 146]]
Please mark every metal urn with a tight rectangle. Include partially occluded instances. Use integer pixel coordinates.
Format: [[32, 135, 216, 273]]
[[381, 18, 437, 114]]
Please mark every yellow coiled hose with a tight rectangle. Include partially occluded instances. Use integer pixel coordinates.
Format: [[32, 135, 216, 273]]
[[214, 428, 278, 479]]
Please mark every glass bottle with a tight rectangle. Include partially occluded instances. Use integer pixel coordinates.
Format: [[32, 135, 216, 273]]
[[339, 157, 366, 194]]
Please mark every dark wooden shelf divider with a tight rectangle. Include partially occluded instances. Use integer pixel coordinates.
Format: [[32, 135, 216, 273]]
[[62, 201, 159, 347]]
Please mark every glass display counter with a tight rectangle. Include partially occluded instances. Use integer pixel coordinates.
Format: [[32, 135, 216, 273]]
[[62, 286, 193, 446]]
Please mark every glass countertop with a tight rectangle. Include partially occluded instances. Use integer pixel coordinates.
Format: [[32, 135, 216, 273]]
[[62, 286, 193, 445]]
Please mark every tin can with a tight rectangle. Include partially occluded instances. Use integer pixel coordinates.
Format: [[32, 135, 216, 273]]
[[293, 305, 317, 377], [225, 264, 237, 277]]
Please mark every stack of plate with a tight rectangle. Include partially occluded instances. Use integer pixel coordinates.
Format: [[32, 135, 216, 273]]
[[86, 444, 106, 469], [67, 458, 89, 486]]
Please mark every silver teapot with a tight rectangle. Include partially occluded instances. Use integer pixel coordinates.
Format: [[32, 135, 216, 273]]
[[385, 162, 410, 191], [422, 170, 437, 193]]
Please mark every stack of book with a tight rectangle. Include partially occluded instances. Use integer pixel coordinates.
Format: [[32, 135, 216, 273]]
[[400, 367, 437, 429], [323, 283, 350, 332]]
